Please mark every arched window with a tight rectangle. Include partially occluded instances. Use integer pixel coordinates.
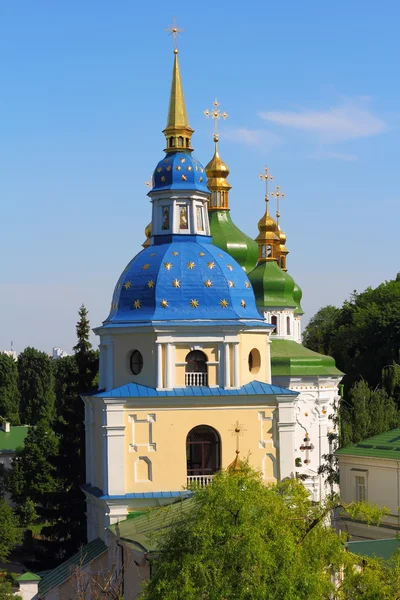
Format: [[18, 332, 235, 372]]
[[186, 425, 220, 481], [185, 351, 208, 386], [271, 315, 278, 334], [267, 244, 272, 258], [178, 136, 184, 147], [286, 316, 291, 336]]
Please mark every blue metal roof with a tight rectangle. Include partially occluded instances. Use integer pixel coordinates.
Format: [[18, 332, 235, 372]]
[[82, 484, 189, 501], [105, 238, 265, 325], [94, 380, 297, 398], [151, 151, 209, 194]]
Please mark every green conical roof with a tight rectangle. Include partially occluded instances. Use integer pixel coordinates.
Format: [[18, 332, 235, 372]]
[[209, 210, 258, 274], [292, 281, 304, 316], [248, 260, 297, 308]]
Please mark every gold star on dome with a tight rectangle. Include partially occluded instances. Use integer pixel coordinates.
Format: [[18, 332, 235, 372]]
[[142, 263, 150, 271], [181, 174, 187, 181], [161, 176, 166, 182], [166, 165, 172, 171], [164, 262, 173, 270], [150, 252, 155, 257], [220, 299, 229, 308], [180, 157, 186, 163], [195, 166, 199, 171], [199, 252, 205, 256], [241, 300, 246, 308], [245, 281, 251, 288], [228, 280, 234, 288], [172, 251, 179, 256], [200, 168, 204, 173], [204, 279, 213, 287], [164, 157, 170, 163], [187, 261, 195, 269], [176, 165, 181, 171], [172, 279, 180, 288], [147, 280, 155, 288], [199, 176, 203, 182], [157, 167, 162, 173], [190, 299, 199, 308], [124, 281, 132, 290], [227, 264, 233, 271], [207, 261, 215, 269], [187, 165, 192, 171], [160, 299, 169, 308], [133, 299, 141, 309], [218, 253, 223, 257]]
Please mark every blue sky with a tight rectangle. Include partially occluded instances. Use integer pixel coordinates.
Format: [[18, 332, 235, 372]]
[[1, 1, 399, 353]]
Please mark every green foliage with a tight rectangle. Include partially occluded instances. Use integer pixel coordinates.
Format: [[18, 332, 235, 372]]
[[0, 499, 21, 562], [0, 354, 20, 425], [0, 582, 22, 600], [17, 499, 38, 527], [302, 304, 341, 356], [18, 347, 55, 425], [142, 465, 388, 600], [340, 380, 400, 447], [7, 418, 60, 515]]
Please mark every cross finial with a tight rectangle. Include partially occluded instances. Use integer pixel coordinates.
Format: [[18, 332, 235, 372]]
[[271, 184, 285, 221], [165, 17, 184, 53], [145, 175, 153, 188], [204, 98, 229, 142], [259, 166, 274, 203], [230, 421, 246, 456]]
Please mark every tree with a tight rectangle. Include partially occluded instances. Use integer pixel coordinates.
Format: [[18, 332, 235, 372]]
[[141, 465, 389, 600], [18, 347, 55, 425], [7, 418, 60, 517], [44, 306, 99, 557], [0, 582, 22, 600], [0, 353, 20, 425], [302, 304, 341, 357], [0, 498, 21, 562]]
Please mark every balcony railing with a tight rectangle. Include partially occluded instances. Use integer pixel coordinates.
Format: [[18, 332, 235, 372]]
[[185, 372, 208, 386], [187, 475, 214, 487]]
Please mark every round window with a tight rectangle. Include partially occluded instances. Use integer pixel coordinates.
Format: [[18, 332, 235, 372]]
[[248, 348, 261, 374], [130, 350, 143, 375]]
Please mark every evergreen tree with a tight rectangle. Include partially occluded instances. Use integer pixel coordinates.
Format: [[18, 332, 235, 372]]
[[0, 582, 22, 600], [45, 305, 98, 557], [18, 347, 55, 425], [0, 498, 21, 562], [0, 353, 20, 425], [302, 305, 341, 357]]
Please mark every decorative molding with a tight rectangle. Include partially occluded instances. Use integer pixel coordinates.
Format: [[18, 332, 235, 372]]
[[134, 456, 153, 483], [258, 411, 273, 449], [129, 413, 156, 452]]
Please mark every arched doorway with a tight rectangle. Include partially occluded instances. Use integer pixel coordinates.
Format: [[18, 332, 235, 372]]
[[186, 425, 220, 484], [185, 350, 208, 386]]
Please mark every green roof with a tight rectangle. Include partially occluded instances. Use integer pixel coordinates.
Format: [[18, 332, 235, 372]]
[[248, 260, 297, 309], [337, 428, 400, 460], [292, 281, 304, 316], [209, 210, 258, 274], [109, 498, 193, 553], [348, 538, 400, 561], [38, 537, 107, 596], [17, 572, 41, 582], [271, 339, 342, 377], [0, 426, 30, 453]]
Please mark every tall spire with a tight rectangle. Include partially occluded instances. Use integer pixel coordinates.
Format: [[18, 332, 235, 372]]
[[163, 19, 194, 153]]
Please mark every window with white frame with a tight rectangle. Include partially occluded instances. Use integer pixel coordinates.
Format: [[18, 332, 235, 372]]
[[355, 475, 366, 502]]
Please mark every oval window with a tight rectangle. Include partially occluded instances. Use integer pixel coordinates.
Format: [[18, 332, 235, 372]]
[[248, 348, 261, 374], [130, 350, 143, 375]]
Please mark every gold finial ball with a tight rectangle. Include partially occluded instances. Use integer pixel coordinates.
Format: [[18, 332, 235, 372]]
[[174, 48, 178, 54]]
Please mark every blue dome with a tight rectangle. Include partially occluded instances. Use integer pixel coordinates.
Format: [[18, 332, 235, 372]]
[[151, 151, 209, 194], [106, 239, 262, 324]]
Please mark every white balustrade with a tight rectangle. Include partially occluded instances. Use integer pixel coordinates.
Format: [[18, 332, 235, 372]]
[[187, 475, 214, 487], [185, 372, 208, 386]]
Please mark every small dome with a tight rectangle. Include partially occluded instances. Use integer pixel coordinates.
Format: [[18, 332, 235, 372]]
[[105, 239, 262, 324], [248, 260, 296, 309], [277, 225, 286, 245], [205, 146, 230, 182], [142, 222, 152, 248], [151, 151, 209, 194], [293, 281, 304, 316]]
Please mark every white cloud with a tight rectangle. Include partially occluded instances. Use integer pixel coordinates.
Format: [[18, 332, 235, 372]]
[[223, 127, 282, 148], [259, 100, 387, 142]]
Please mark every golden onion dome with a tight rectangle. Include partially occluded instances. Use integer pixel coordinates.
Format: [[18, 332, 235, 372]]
[[142, 221, 152, 248], [257, 201, 279, 240], [277, 225, 287, 245], [205, 139, 232, 193]]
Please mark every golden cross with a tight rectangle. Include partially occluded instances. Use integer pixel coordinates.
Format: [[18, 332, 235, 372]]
[[204, 98, 228, 142], [271, 185, 285, 220], [259, 166, 274, 202], [165, 17, 184, 52], [229, 421, 246, 456], [145, 175, 153, 188]]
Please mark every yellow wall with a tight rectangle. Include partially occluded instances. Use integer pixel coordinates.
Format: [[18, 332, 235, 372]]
[[175, 344, 218, 386], [124, 403, 277, 492], [239, 332, 271, 385], [113, 333, 157, 388]]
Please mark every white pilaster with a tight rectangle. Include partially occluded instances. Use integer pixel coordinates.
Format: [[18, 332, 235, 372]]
[[223, 342, 231, 388], [277, 395, 297, 480], [156, 342, 163, 389], [233, 342, 240, 388], [165, 343, 174, 389], [102, 401, 126, 496], [105, 340, 114, 391]]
